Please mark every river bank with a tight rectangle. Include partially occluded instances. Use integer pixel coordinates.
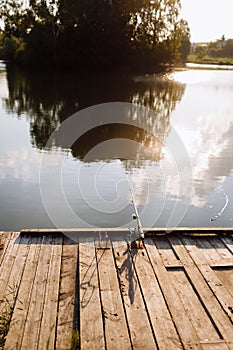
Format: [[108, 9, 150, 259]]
[[188, 54, 233, 66]]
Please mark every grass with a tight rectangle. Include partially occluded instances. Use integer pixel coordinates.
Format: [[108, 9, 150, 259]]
[[0, 291, 15, 350], [187, 54, 233, 66], [70, 328, 80, 350], [0, 286, 80, 350]]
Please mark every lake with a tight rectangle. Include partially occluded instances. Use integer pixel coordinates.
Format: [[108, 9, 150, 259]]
[[0, 62, 233, 231]]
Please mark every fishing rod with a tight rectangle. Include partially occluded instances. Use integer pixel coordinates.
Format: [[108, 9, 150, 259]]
[[127, 177, 144, 240]]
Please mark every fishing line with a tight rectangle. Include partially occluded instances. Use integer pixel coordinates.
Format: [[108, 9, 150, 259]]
[[210, 192, 229, 222]]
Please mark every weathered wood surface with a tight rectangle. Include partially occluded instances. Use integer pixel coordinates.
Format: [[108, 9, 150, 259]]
[[79, 237, 105, 350], [0, 230, 233, 349], [56, 237, 78, 350]]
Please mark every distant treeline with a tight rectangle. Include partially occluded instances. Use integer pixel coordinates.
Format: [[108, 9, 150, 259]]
[[194, 36, 233, 60], [0, 0, 190, 71]]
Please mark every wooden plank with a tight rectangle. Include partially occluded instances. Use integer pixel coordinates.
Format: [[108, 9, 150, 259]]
[[20, 235, 53, 349], [1, 231, 232, 350], [79, 238, 105, 350], [0, 232, 12, 267], [197, 238, 233, 300], [167, 268, 222, 342], [144, 237, 201, 349], [195, 237, 229, 264], [209, 237, 233, 259], [194, 237, 233, 267], [4, 235, 42, 350], [170, 236, 233, 346], [220, 236, 233, 255], [213, 266, 233, 301], [129, 241, 182, 349], [96, 231, 111, 250], [147, 227, 233, 235], [1, 234, 31, 314], [0, 232, 22, 310], [154, 236, 182, 268], [38, 236, 63, 350], [55, 237, 78, 350], [21, 228, 130, 234], [21, 227, 233, 235], [210, 258, 233, 268], [0, 232, 21, 290], [181, 236, 233, 323], [112, 240, 157, 350], [96, 239, 131, 349], [200, 340, 229, 350]]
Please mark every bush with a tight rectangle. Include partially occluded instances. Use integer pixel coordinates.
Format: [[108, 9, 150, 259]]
[[0, 36, 26, 61]]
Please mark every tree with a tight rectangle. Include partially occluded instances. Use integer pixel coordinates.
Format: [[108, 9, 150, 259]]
[[195, 45, 207, 59], [177, 19, 191, 63], [207, 38, 233, 59], [28, 0, 63, 64], [130, 0, 182, 52], [0, 0, 190, 70], [223, 39, 233, 58], [207, 41, 220, 57]]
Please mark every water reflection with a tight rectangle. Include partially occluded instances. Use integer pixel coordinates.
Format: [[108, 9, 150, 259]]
[[1, 64, 189, 230], [4, 65, 185, 165], [190, 117, 233, 210], [170, 69, 233, 220], [71, 124, 163, 163], [3, 62, 233, 230]]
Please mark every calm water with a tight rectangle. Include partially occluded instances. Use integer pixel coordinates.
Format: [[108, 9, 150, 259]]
[[0, 61, 233, 231]]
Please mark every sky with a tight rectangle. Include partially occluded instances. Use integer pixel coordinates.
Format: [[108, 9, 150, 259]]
[[180, 0, 233, 43]]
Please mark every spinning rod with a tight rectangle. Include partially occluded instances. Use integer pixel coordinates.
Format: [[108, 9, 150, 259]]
[[127, 177, 144, 240]]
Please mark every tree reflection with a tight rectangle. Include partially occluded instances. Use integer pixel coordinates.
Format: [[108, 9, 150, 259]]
[[71, 123, 163, 163], [4, 65, 185, 165]]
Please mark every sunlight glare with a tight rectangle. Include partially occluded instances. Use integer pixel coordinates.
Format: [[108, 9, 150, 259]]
[[170, 70, 216, 85]]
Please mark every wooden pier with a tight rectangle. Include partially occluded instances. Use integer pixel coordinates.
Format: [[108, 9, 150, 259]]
[[0, 228, 233, 349]]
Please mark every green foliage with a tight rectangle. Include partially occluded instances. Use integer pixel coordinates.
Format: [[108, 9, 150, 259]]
[[2, 37, 16, 59], [0, 286, 17, 349], [190, 35, 233, 65], [45, 324, 56, 350], [0, 0, 190, 71], [223, 39, 233, 58], [0, 303, 13, 349], [177, 20, 191, 63], [70, 328, 79, 350], [188, 54, 233, 66], [195, 46, 206, 60], [198, 37, 233, 59], [0, 36, 25, 61], [0, 0, 31, 38]]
